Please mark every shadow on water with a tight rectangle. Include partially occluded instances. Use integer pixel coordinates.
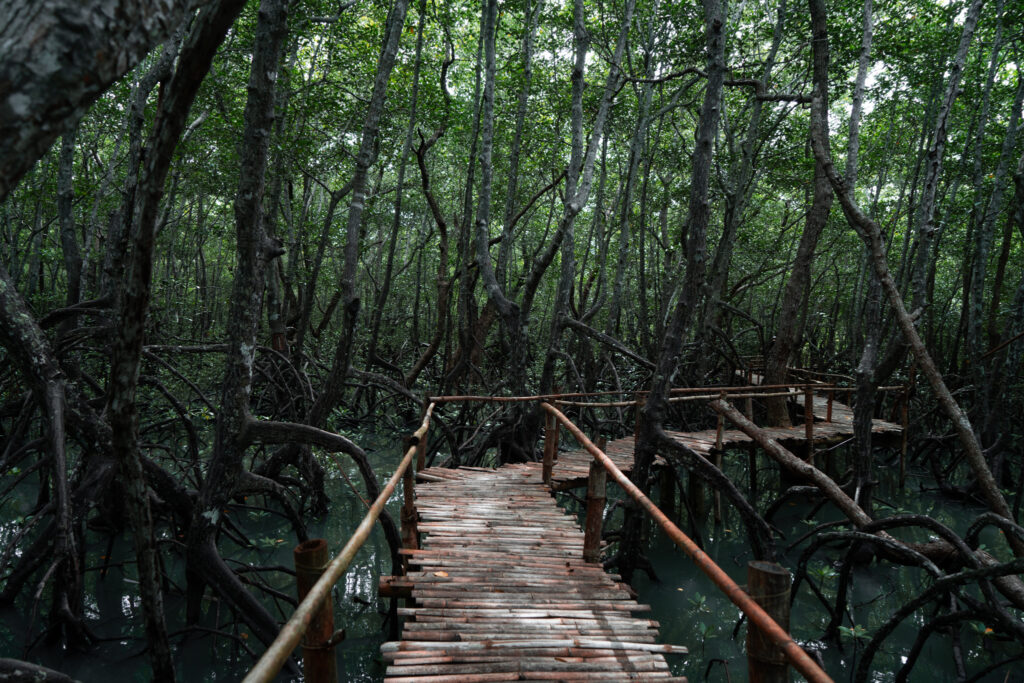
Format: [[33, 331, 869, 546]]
[[2, 434, 1020, 681]]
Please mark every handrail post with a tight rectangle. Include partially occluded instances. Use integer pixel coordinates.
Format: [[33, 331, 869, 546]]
[[826, 388, 833, 422], [583, 445, 606, 563], [804, 386, 814, 466], [633, 395, 644, 442], [539, 402, 832, 683], [542, 407, 558, 486], [401, 437, 419, 572], [900, 386, 909, 490], [293, 539, 338, 683], [747, 561, 791, 683], [713, 393, 725, 524], [416, 406, 429, 472]]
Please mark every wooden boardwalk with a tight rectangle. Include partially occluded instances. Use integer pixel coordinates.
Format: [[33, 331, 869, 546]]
[[416, 444, 649, 492], [574, 394, 902, 462], [379, 391, 897, 680], [382, 463, 688, 681]]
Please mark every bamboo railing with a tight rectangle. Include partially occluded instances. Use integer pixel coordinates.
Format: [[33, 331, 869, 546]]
[[242, 403, 435, 683], [539, 401, 834, 683]]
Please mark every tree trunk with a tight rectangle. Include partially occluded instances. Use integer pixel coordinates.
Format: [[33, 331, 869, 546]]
[[367, 0, 427, 366], [538, 0, 636, 396], [307, 0, 410, 427], [763, 0, 834, 426], [846, 0, 877, 512], [908, 0, 985, 321], [496, 0, 544, 293], [699, 0, 786, 366], [0, 0, 214, 201], [106, 3, 247, 676], [807, 22, 1023, 560], [56, 127, 82, 331], [622, 0, 743, 582]]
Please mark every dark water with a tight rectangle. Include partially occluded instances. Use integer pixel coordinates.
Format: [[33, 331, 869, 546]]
[[1, 434, 1020, 681]]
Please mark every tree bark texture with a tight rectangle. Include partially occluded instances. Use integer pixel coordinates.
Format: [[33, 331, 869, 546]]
[[307, 0, 410, 427], [184, 0, 296, 652], [909, 0, 985, 318], [622, 0, 734, 582], [0, 0, 214, 201]]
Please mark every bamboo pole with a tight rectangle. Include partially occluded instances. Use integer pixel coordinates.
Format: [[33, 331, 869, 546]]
[[713, 394, 724, 524], [583, 458, 606, 564], [747, 561, 791, 683], [293, 539, 337, 683], [804, 386, 814, 466], [430, 383, 870, 406], [401, 436, 419, 569], [416, 407, 429, 472], [542, 408, 558, 486], [538, 403, 833, 683], [243, 404, 435, 683]]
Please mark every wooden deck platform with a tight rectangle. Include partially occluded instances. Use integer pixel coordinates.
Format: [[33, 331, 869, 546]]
[[573, 394, 903, 463], [382, 464, 688, 681]]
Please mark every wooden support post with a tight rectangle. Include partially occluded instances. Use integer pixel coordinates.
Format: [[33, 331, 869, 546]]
[[900, 387, 909, 490], [293, 539, 338, 683], [583, 458, 607, 563], [633, 397, 645, 442], [826, 389, 833, 422], [748, 443, 758, 502], [746, 561, 791, 683], [542, 409, 558, 486], [401, 457, 418, 562], [415, 413, 428, 473], [713, 395, 725, 524], [804, 386, 814, 467]]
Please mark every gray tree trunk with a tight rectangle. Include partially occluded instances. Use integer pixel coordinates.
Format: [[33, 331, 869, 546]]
[[367, 0, 427, 365], [622, 0, 774, 580], [537, 0, 637, 396], [763, 0, 835, 426], [56, 127, 82, 339], [105, 3, 248, 675], [307, 0, 410, 426], [808, 23, 1023, 558], [909, 0, 985, 319], [496, 0, 544, 292], [0, 0, 214, 201]]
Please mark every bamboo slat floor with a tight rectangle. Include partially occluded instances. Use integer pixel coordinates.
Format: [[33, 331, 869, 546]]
[[383, 464, 688, 682], [563, 394, 902, 463], [415, 445, 651, 491]]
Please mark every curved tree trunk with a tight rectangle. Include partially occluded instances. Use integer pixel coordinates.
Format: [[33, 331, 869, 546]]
[[307, 0, 410, 427], [619, 0, 761, 583], [763, 3, 834, 425], [106, 2, 247, 676], [807, 7, 1022, 558]]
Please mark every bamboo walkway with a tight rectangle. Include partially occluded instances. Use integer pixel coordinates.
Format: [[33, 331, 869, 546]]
[[382, 464, 688, 681], [416, 444, 649, 491], [577, 394, 903, 463]]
